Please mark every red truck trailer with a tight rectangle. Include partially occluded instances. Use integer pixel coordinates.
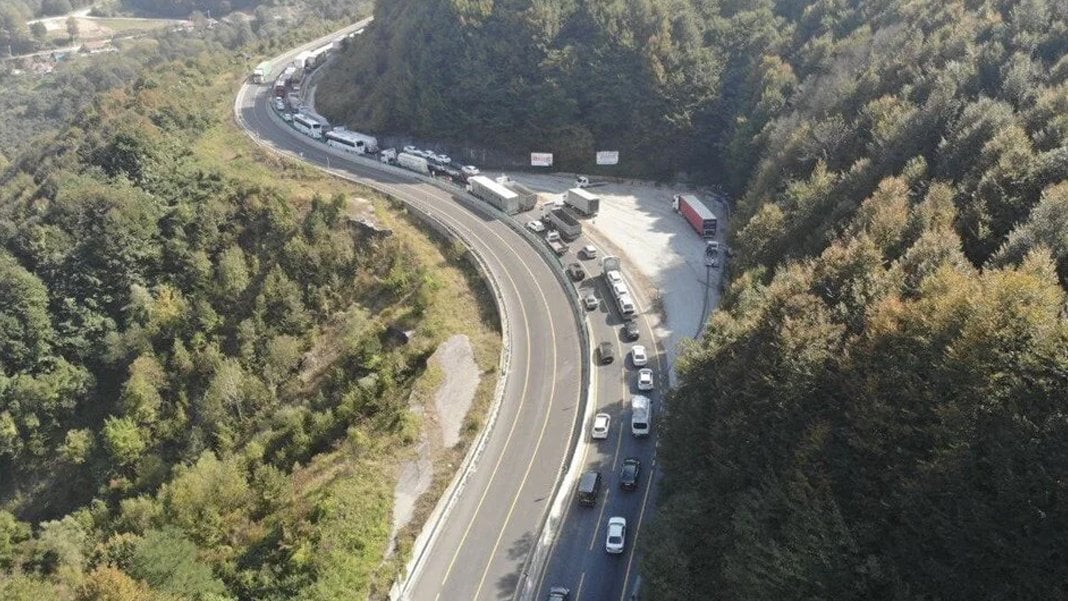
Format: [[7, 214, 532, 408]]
[[673, 194, 717, 239]]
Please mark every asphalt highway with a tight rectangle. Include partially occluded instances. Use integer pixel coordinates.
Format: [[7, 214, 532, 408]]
[[530, 235, 666, 601], [234, 26, 585, 601]]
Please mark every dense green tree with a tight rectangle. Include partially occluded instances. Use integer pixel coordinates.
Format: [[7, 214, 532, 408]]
[[102, 416, 147, 467], [0, 252, 54, 372], [129, 529, 228, 599]]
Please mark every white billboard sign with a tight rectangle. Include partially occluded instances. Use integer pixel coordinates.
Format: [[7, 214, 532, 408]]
[[596, 151, 619, 165], [531, 152, 553, 167]]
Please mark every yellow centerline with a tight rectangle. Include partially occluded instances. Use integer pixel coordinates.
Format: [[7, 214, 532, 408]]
[[253, 92, 568, 600], [468, 243, 566, 599]]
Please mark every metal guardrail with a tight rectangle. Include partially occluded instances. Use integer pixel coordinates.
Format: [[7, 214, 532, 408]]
[[255, 94, 592, 601]]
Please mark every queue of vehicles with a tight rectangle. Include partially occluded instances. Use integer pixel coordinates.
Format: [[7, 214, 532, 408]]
[[258, 43, 673, 598], [258, 46, 490, 193], [544, 240, 657, 587]]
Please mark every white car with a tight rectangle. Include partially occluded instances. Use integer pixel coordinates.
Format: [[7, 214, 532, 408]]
[[461, 165, 480, 177], [606, 270, 623, 285], [581, 245, 597, 259], [591, 413, 611, 440], [583, 294, 599, 311], [403, 145, 417, 154], [605, 516, 626, 554], [631, 345, 648, 367], [273, 97, 285, 111], [546, 230, 561, 242], [436, 154, 452, 164], [637, 368, 654, 391], [527, 220, 546, 233], [281, 112, 292, 122]]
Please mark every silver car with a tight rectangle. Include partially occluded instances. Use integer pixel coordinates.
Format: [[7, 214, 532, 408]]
[[605, 516, 626, 554]]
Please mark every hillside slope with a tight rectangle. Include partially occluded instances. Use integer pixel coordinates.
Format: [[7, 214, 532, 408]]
[[0, 46, 498, 601], [646, 1, 1068, 600], [316, 0, 724, 176]]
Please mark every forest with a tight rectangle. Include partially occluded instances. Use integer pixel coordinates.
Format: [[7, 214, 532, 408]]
[[0, 0, 371, 158], [0, 9, 498, 601], [644, 0, 1068, 599], [321, 0, 1068, 598]]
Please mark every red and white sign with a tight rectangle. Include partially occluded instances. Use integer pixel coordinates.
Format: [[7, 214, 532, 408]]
[[531, 152, 553, 167]]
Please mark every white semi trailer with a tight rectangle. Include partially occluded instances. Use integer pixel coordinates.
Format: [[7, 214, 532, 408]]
[[397, 152, 430, 175], [566, 187, 600, 216], [468, 175, 520, 214]]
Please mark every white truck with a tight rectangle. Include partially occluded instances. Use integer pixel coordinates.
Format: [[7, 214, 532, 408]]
[[602, 256, 638, 318], [566, 187, 600, 216], [630, 395, 651, 437], [397, 152, 430, 175], [468, 175, 521, 214], [252, 61, 272, 84]]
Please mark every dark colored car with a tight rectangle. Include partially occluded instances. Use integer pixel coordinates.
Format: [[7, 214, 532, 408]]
[[622, 320, 640, 341], [547, 586, 571, 601], [620, 457, 641, 490], [598, 342, 615, 365], [576, 470, 602, 507], [567, 262, 586, 281]]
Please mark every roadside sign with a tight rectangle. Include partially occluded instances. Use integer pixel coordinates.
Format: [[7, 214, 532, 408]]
[[596, 151, 619, 165], [531, 152, 553, 167]]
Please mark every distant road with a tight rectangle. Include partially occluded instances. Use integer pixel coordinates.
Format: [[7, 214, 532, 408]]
[[235, 22, 587, 601]]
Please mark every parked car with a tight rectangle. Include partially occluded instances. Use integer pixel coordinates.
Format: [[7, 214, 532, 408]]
[[583, 294, 599, 311], [547, 587, 570, 601], [591, 413, 611, 440], [527, 220, 546, 233], [620, 457, 641, 490], [403, 145, 417, 154], [461, 165, 480, 177], [631, 345, 648, 367], [567, 263, 586, 281], [546, 230, 561, 242], [605, 517, 627, 554], [606, 270, 623, 285], [622, 320, 640, 341], [637, 368, 654, 391], [598, 342, 615, 365]]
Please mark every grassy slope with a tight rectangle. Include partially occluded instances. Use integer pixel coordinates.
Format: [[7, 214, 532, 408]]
[[201, 64, 503, 599]]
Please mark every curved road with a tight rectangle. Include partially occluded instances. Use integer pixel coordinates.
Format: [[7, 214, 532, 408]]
[[235, 25, 585, 601]]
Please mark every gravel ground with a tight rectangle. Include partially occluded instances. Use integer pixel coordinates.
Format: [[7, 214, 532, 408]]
[[389, 334, 480, 554], [502, 172, 727, 374], [432, 335, 480, 449]]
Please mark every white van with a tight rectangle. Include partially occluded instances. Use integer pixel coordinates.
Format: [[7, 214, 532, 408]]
[[631, 395, 651, 437], [617, 294, 636, 318]]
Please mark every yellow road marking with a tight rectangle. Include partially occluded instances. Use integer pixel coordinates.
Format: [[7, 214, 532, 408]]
[[468, 236, 568, 599]]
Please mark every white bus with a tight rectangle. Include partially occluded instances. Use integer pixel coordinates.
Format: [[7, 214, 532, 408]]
[[325, 128, 379, 155], [292, 113, 324, 139]]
